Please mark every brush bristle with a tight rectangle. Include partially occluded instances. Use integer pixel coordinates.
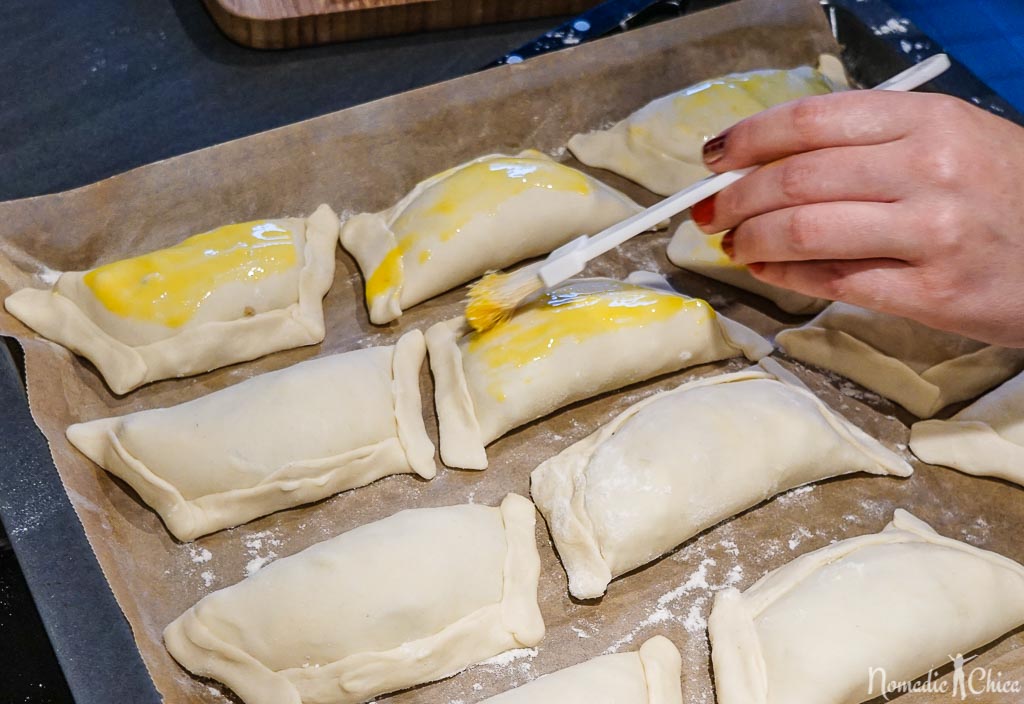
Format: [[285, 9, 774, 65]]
[[465, 268, 544, 333]]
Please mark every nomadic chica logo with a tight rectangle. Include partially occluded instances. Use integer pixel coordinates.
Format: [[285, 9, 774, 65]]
[[868, 654, 1022, 700]]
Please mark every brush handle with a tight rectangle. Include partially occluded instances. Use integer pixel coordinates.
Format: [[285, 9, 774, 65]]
[[538, 53, 951, 289]]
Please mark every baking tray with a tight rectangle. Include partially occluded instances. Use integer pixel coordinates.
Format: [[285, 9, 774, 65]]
[[0, 2, 1020, 703]]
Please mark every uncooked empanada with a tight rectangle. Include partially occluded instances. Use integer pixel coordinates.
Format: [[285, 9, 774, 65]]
[[532, 358, 911, 599], [164, 494, 544, 704], [709, 509, 1024, 704], [426, 271, 771, 469], [776, 303, 1024, 417], [910, 371, 1024, 486], [67, 331, 434, 541], [340, 151, 644, 324], [568, 57, 847, 196], [667, 218, 828, 314], [480, 636, 682, 704], [5, 205, 339, 394]]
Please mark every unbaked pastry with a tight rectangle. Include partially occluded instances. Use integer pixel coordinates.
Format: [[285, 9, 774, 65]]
[[709, 509, 1024, 704], [164, 494, 544, 704], [426, 271, 771, 469], [532, 358, 912, 599], [667, 217, 828, 314], [340, 150, 644, 324], [5, 205, 339, 394], [776, 303, 1024, 417], [480, 636, 682, 704], [568, 57, 847, 196], [67, 330, 434, 541], [910, 371, 1024, 486]]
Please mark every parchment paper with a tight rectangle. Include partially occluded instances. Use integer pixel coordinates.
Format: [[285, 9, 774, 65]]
[[1, 0, 1022, 701]]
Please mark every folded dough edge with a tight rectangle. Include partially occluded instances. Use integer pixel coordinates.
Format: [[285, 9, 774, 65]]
[[708, 508, 1024, 704], [638, 635, 685, 704], [163, 494, 545, 704], [910, 419, 1024, 486], [66, 330, 435, 541], [777, 323, 1024, 417], [533, 358, 910, 599], [5, 204, 340, 394]]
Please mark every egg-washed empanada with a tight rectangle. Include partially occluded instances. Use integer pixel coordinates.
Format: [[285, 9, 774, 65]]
[[5, 204, 339, 394], [426, 271, 771, 470], [667, 218, 829, 315], [910, 371, 1024, 487], [480, 636, 681, 704], [67, 330, 433, 541], [709, 509, 1024, 704], [340, 151, 645, 325], [164, 494, 544, 704], [776, 303, 1024, 418], [532, 358, 912, 599], [568, 56, 847, 196]]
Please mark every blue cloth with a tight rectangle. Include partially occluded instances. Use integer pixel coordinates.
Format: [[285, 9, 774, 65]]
[[887, 0, 1024, 112]]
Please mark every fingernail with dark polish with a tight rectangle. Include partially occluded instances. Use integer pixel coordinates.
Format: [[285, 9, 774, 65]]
[[691, 194, 716, 227], [720, 230, 735, 259], [748, 262, 765, 275], [703, 131, 728, 165]]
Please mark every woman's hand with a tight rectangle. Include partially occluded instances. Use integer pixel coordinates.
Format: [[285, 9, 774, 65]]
[[690, 89, 1024, 347]]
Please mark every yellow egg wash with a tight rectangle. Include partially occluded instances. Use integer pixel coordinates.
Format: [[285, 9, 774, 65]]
[[83, 221, 297, 328], [672, 69, 833, 140], [365, 156, 592, 302], [467, 280, 709, 375], [706, 231, 744, 269]]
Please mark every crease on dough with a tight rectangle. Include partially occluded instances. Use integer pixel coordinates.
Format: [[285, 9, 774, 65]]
[[910, 371, 1024, 486], [4, 204, 339, 394], [66, 331, 435, 542], [340, 150, 644, 324], [531, 357, 911, 599], [163, 494, 544, 704], [666, 218, 828, 315], [708, 509, 1024, 704], [776, 304, 1024, 417], [638, 635, 685, 704], [426, 271, 772, 470]]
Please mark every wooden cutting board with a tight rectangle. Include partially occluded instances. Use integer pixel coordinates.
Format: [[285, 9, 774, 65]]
[[203, 0, 602, 49]]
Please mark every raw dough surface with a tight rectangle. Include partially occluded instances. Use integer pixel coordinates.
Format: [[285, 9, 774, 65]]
[[709, 509, 1024, 704], [532, 358, 912, 599], [164, 494, 544, 704], [776, 302, 1024, 417], [66, 331, 434, 541]]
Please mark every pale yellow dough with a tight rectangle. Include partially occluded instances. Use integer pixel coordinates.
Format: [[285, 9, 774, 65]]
[[667, 218, 828, 314], [568, 56, 848, 196], [910, 370, 1024, 486], [532, 358, 912, 599], [480, 636, 682, 704], [67, 331, 434, 541], [426, 271, 771, 469], [164, 494, 544, 704], [5, 204, 339, 394], [776, 302, 1024, 417], [339, 150, 645, 324], [709, 509, 1024, 704]]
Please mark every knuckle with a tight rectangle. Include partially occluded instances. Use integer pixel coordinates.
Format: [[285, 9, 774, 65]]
[[923, 144, 966, 188], [785, 208, 821, 257], [778, 158, 817, 203], [924, 202, 968, 253], [790, 98, 829, 145]]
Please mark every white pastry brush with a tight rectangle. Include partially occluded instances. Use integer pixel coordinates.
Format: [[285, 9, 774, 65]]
[[465, 52, 951, 332]]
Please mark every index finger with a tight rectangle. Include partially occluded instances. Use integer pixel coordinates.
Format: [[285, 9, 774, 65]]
[[702, 90, 925, 172]]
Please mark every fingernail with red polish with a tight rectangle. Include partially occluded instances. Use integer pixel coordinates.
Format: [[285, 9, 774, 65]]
[[691, 194, 716, 228], [720, 230, 735, 259], [748, 262, 765, 275], [703, 131, 729, 165]]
